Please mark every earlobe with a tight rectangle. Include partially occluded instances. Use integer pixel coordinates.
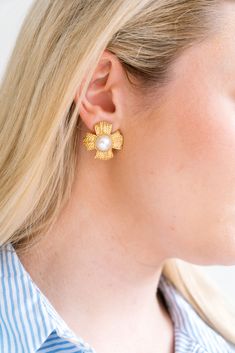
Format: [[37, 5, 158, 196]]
[[82, 120, 124, 161]]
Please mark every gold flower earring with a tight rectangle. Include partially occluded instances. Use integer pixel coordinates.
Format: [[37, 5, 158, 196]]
[[83, 120, 124, 160]]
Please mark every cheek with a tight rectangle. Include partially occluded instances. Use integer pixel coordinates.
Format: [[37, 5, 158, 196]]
[[170, 91, 235, 264], [176, 92, 235, 199]]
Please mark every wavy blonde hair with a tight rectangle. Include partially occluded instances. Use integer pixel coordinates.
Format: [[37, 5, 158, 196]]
[[1, 0, 235, 346]]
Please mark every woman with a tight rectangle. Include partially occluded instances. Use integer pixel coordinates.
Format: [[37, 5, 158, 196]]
[[0, 0, 235, 352]]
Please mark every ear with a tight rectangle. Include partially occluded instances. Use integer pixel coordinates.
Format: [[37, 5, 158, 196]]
[[74, 49, 127, 133]]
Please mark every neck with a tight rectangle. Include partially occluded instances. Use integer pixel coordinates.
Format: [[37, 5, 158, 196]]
[[16, 169, 174, 353]]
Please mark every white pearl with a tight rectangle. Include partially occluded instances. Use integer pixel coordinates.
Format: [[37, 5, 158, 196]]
[[95, 135, 112, 151]]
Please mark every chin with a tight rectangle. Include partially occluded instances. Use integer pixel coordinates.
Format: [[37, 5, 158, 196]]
[[184, 234, 235, 266], [204, 237, 235, 266], [198, 220, 235, 265]]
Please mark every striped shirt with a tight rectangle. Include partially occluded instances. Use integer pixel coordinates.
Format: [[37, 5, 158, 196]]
[[0, 242, 235, 353]]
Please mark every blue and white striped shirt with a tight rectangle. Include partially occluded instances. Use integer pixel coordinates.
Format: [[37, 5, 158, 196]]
[[0, 242, 235, 353]]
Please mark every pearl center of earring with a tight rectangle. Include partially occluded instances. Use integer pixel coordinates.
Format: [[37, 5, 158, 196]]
[[95, 135, 112, 151]]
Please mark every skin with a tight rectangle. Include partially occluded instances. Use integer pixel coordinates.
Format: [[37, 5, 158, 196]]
[[17, 2, 235, 353]]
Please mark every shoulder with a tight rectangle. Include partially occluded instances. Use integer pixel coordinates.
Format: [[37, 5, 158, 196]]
[[227, 341, 235, 351], [158, 274, 235, 353]]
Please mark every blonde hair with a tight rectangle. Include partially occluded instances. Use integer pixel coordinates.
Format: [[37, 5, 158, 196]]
[[1, 0, 235, 345]]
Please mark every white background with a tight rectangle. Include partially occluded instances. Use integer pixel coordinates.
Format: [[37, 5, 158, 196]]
[[1, 0, 235, 300]]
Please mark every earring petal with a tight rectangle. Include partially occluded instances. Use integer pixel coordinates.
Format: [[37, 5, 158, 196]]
[[95, 149, 113, 160], [95, 121, 112, 136], [83, 133, 97, 150], [111, 130, 123, 150]]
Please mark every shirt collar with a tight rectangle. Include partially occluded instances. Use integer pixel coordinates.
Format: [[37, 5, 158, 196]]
[[158, 272, 234, 353], [0, 242, 233, 353], [0, 242, 96, 353]]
